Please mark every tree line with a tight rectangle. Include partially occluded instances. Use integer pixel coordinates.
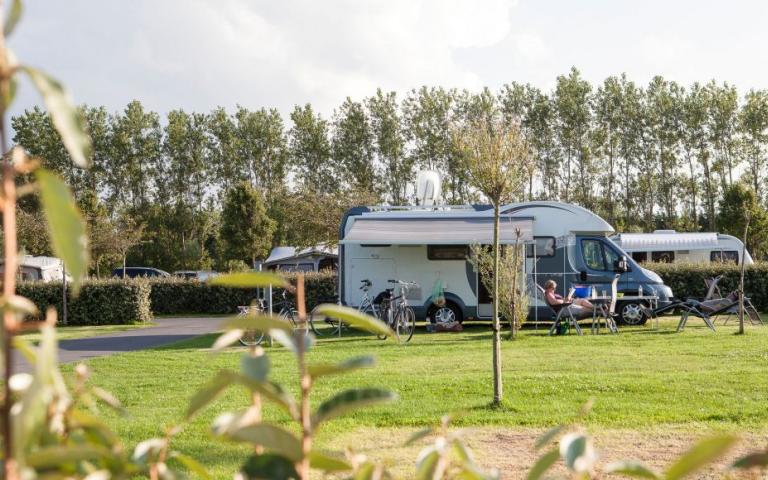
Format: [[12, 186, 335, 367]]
[[8, 67, 768, 273]]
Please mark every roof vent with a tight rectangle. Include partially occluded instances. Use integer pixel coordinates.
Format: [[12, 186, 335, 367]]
[[416, 170, 441, 206], [652, 229, 677, 234]]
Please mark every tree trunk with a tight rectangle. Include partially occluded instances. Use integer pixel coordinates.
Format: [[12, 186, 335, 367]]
[[492, 202, 502, 405], [738, 216, 749, 335]]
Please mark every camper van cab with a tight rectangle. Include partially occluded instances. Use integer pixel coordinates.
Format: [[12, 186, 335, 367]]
[[339, 201, 674, 326], [611, 230, 753, 265]]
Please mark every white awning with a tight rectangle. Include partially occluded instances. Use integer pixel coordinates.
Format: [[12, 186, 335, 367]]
[[341, 216, 533, 245], [617, 232, 719, 251]]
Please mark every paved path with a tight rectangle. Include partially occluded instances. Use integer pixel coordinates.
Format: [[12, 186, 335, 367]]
[[14, 317, 222, 374]]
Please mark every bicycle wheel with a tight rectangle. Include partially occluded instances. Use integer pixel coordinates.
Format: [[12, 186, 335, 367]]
[[396, 307, 416, 342], [309, 305, 342, 337], [277, 305, 297, 328], [376, 304, 390, 340], [239, 329, 265, 346]]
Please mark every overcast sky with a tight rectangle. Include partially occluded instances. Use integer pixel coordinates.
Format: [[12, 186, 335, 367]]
[[9, 0, 768, 121]]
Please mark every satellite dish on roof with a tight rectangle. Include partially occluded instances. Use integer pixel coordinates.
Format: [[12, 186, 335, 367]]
[[416, 170, 441, 206]]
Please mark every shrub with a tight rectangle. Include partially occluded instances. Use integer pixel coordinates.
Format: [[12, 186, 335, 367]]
[[19, 279, 152, 325], [645, 261, 768, 310], [148, 272, 338, 315]]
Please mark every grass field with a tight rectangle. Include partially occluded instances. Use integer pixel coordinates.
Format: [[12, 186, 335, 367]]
[[66, 316, 768, 477]]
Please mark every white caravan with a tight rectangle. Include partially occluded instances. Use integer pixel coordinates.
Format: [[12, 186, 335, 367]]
[[611, 230, 753, 265], [339, 201, 675, 325], [0, 255, 70, 282]]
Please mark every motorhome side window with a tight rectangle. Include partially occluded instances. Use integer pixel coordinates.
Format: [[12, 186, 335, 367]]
[[526, 237, 556, 257], [651, 251, 675, 263], [427, 245, 469, 260], [711, 251, 738, 263]]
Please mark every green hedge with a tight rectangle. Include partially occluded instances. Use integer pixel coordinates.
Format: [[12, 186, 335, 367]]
[[645, 261, 768, 310], [148, 272, 338, 315], [18, 280, 153, 325]]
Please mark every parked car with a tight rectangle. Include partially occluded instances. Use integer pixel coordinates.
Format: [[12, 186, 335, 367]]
[[173, 270, 219, 281], [112, 267, 170, 279], [0, 255, 71, 282]]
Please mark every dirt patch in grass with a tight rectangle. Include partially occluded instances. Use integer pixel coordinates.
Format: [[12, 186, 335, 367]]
[[325, 426, 768, 479]]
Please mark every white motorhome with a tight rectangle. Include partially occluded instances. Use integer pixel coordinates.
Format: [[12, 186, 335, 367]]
[[339, 201, 675, 325], [611, 230, 753, 265], [0, 255, 70, 282]]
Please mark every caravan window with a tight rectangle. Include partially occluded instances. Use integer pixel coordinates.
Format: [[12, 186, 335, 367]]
[[526, 237, 556, 258], [711, 251, 738, 263], [427, 245, 469, 260], [651, 251, 675, 263], [632, 252, 648, 263]]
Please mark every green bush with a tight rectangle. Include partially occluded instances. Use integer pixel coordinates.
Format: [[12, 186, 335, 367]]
[[148, 272, 338, 315], [19, 279, 152, 325], [645, 261, 768, 310]]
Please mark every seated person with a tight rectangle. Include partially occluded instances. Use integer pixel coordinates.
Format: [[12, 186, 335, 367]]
[[543, 280, 594, 316]]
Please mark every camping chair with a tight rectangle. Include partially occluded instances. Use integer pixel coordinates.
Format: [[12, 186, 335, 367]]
[[675, 293, 741, 332], [592, 275, 619, 334], [540, 285, 585, 336], [720, 295, 763, 326], [703, 275, 724, 301]]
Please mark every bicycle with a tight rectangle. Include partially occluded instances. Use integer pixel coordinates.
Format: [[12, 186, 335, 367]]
[[238, 290, 298, 347], [377, 279, 417, 342], [309, 278, 380, 337], [237, 300, 266, 347]]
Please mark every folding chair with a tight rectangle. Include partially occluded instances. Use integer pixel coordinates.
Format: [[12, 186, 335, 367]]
[[593, 274, 619, 334], [702, 275, 724, 301], [675, 295, 739, 332], [721, 296, 764, 326]]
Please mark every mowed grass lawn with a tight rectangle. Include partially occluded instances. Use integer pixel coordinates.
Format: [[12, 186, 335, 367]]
[[67, 316, 768, 476]]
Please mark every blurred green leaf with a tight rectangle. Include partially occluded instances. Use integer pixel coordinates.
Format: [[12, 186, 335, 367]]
[[665, 435, 738, 480], [308, 356, 374, 378], [210, 271, 289, 288], [4, 0, 22, 36], [353, 462, 377, 480], [22, 66, 92, 167], [235, 374, 299, 420], [220, 314, 292, 334], [3, 76, 17, 109], [91, 386, 125, 414], [731, 451, 768, 469], [27, 444, 114, 469], [269, 328, 314, 355], [36, 169, 89, 293], [241, 354, 270, 382], [312, 304, 394, 338], [405, 427, 435, 446], [534, 425, 564, 450], [170, 451, 211, 480], [308, 450, 352, 472], [186, 371, 234, 419], [455, 463, 499, 480], [313, 388, 397, 428], [605, 461, 661, 479], [452, 438, 475, 464], [240, 453, 299, 480], [526, 449, 559, 480], [12, 336, 36, 365], [225, 424, 302, 461], [415, 447, 442, 480], [211, 329, 244, 351], [133, 438, 166, 464], [0, 294, 38, 315]]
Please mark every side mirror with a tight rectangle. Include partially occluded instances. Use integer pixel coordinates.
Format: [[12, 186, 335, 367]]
[[614, 257, 629, 273], [579, 271, 587, 282]]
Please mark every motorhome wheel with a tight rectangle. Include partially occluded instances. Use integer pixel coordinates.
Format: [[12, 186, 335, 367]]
[[619, 302, 646, 325], [429, 302, 462, 325]]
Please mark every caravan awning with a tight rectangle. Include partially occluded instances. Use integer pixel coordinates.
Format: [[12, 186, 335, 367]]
[[341, 216, 533, 245], [618, 232, 719, 251]]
